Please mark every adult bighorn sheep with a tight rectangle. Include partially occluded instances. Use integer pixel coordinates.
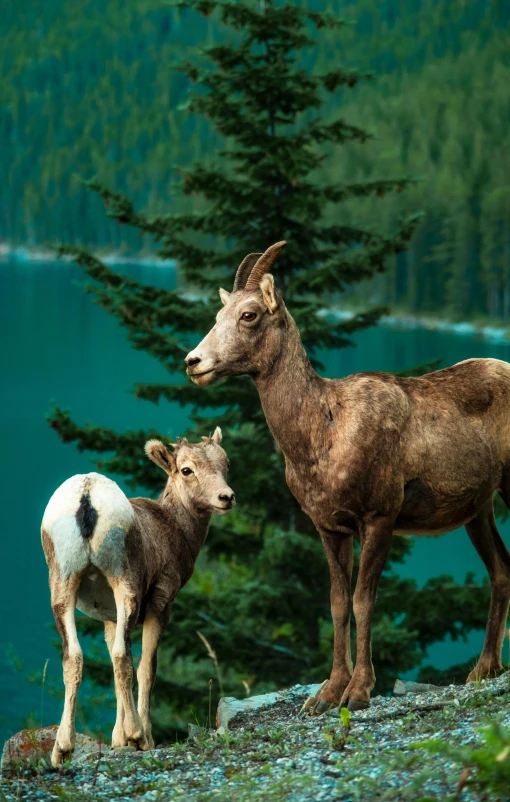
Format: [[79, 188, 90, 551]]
[[41, 427, 234, 766], [186, 241, 510, 713]]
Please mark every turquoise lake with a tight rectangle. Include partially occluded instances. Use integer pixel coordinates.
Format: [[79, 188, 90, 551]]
[[2, 258, 510, 742]]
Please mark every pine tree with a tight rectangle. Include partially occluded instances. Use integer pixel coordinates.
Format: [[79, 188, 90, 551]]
[[49, 0, 490, 739]]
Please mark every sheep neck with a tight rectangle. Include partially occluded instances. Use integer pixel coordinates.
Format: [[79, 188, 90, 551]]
[[254, 310, 327, 461], [158, 485, 212, 564]]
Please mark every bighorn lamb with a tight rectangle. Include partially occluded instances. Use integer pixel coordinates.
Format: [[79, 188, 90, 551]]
[[186, 241, 510, 713], [41, 427, 234, 766]]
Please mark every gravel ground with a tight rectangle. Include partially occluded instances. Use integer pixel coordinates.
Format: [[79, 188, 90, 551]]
[[2, 673, 509, 802]]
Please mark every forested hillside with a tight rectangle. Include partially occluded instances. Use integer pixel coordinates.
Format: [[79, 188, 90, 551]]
[[1, 0, 509, 320]]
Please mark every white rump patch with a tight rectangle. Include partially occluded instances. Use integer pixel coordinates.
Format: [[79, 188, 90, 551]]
[[49, 515, 90, 581], [42, 473, 135, 582], [42, 474, 90, 531], [85, 473, 135, 552]]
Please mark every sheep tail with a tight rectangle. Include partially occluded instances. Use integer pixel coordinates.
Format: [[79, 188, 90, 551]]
[[76, 493, 98, 539]]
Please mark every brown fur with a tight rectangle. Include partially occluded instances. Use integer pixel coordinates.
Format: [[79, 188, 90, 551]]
[[42, 429, 234, 765], [186, 243, 510, 713]]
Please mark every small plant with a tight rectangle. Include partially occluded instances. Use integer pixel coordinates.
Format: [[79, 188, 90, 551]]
[[91, 735, 102, 786], [6, 754, 51, 778], [208, 678, 213, 729], [410, 721, 510, 800], [40, 659, 49, 729], [197, 632, 224, 697], [267, 727, 284, 745], [323, 707, 352, 752]]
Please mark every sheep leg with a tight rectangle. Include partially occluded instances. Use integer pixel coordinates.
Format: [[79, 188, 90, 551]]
[[137, 603, 171, 749], [465, 499, 510, 681], [341, 517, 394, 712], [51, 574, 83, 767], [104, 620, 127, 748], [109, 582, 148, 750], [308, 532, 353, 715]]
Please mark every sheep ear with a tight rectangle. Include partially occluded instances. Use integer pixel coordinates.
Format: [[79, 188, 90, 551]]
[[219, 288, 230, 306], [145, 440, 176, 474], [211, 426, 222, 444], [259, 274, 278, 314]]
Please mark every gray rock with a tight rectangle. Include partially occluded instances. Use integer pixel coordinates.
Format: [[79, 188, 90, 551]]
[[217, 683, 324, 733], [393, 678, 444, 696], [1, 726, 109, 772]]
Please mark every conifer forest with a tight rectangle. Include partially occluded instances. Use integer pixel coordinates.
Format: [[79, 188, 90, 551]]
[[2, 0, 510, 744], [2, 0, 510, 322]]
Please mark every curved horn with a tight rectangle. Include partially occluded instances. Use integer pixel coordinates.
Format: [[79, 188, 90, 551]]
[[244, 241, 287, 290], [233, 253, 263, 291]]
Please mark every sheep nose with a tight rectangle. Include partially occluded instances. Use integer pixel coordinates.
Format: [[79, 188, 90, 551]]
[[219, 491, 235, 504], [186, 355, 201, 367]]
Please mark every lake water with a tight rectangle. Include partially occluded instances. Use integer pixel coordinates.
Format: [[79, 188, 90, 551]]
[[2, 258, 510, 742]]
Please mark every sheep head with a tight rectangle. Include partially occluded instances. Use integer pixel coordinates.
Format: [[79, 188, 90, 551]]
[[185, 242, 288, 386]]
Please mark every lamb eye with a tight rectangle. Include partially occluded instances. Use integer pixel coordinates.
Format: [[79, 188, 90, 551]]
[[181, 467, 193, 476], [241, 311, 257, 322]]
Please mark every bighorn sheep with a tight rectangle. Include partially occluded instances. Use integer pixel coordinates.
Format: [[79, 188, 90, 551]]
[[41, 428, 234, 766], [185, 241, 510, 713]]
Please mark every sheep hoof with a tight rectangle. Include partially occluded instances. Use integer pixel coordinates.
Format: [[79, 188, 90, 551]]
[[127, 737, 151, 751], [51, 743, 73, 768], [313, 700, 336, 716], [347, 699, 369, 712], [299, 680, 329, 715]]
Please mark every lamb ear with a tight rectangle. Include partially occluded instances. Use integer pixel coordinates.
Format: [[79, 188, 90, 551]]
[[219, 288, 230, 306], [145, 440, 176, 474], [211, 426, 222, 444], [259, 274, 278, 314]]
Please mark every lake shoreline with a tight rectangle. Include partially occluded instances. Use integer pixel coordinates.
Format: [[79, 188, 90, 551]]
[[0, 243, 175, 267], [329, 307, 510, 345], [2, 243, 510, 344]]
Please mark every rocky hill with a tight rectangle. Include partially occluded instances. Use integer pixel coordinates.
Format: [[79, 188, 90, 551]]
[[2, 673, 509, 801]]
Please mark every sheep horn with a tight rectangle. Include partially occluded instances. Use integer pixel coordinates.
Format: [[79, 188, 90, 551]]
[[233, 253, 263, 291], [244, 241, 287, 290]]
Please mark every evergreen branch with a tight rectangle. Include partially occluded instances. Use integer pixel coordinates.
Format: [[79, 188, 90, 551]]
[[186, 83, 323, 132], [290, 215, 422, 292], [297, 306, 387, 353], [407, 574, 490, 650], [83, 178, 149, 229], [47, 405, 168, 493], [171, 0, 317, 49], [305, 10, 347, 31], [317, 223, 385, 247], [305, 117, 374, 144], [82, 179, 221, 247], [396, 360, 443, 377], [54, 244, 144, 291], [195, 612, 309, 664], [132, 377, 260, 415], [322, 177, 419, 203], [319, 68, 374, 92], [55, 243, 216, 362], [177, 165, 248, 201], [75, 180, 188, 240]]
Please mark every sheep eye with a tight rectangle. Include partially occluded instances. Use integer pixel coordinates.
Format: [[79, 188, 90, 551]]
[[227, 460, 231, 470], [241, 311, 257, 322], [181, 467, 193, 476]]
